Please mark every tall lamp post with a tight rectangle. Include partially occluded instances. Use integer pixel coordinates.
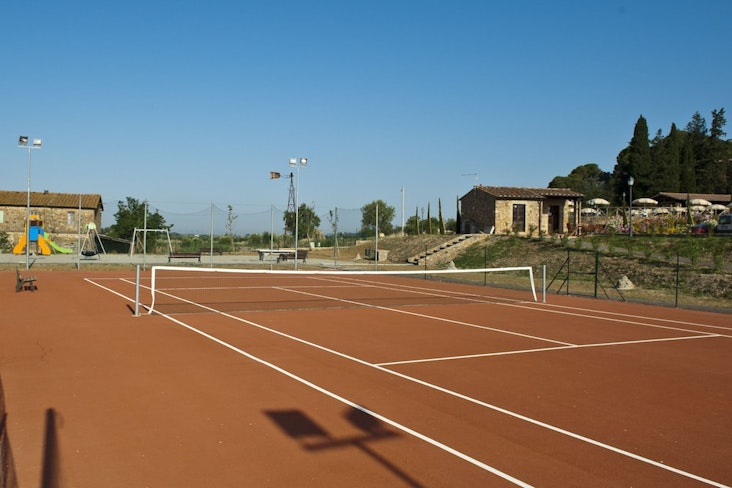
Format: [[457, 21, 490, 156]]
[[18, 136, 42, 269], [627, 176, 634, 238], [289, 157, 307, 270]]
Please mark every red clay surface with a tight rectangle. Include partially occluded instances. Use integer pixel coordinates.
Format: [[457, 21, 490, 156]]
[[1, 268, 731, 487]]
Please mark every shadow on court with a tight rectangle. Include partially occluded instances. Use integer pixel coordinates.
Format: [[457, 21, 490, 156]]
[[1, 373, 19, 488], [40, 408, 62, 488], [265, 407, 422, 488], [0, 379, 60, 488]]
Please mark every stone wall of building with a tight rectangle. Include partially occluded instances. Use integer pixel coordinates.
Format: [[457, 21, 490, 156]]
[[460, 188, 579, 236], [0, 206, 100, 249], [460, 189, 495, 233]]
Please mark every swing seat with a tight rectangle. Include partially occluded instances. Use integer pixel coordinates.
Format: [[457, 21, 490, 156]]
[[81, 250, 98, 258]]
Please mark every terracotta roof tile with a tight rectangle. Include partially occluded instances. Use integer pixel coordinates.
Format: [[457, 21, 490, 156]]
[[0, 190, 103, 210], [475, 186, 583, 199]]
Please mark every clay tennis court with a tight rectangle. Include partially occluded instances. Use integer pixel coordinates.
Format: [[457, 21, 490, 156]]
[[2, 267, 731, 487]]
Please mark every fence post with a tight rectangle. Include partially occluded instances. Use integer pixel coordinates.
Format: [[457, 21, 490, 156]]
[[675, 253, 680, 308], [134, 265, 140, 317], [594, 252, 600, 298], [566, 248, 571, 295]]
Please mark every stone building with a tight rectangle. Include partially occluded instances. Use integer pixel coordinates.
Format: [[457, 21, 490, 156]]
[[460, 186, 583, 236], [0, 190, 104, 250]]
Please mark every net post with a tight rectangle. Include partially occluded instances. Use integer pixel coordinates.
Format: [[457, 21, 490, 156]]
[[147, 266, 158, 314], [541, 265, 546, 303], [527, 266, 538, 302], [134, 265, 140, 316]]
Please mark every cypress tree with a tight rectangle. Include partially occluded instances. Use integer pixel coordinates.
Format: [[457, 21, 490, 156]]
[[455, 196, 462, 234], [612, 115, 652, 201], [628, 115, 653, 196], [650, 123, 681, 193], [679, 137, 696, 193]]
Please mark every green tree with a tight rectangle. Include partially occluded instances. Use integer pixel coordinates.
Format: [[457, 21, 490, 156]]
[[613, 115, 652, 201], [0, 231, 11, 252], [106, 197, 169, 251], [455, 196, 462, 234], [686, 111, 712, 192], [708, 108, 730, 193], [650, 123, 682, 193], [679, 137, 697, 192], [360, 200, 395, 237], [405, 214, 419, 235], [549, 163, 612, 202], [283, 203, 321, 243], [437, 198, 446, 234], [445, 217, 456, 233], [426, 203, 432, 234]]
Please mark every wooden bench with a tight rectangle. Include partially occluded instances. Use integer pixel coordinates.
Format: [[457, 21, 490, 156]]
[[257, 249, 279, 261], [168, 251, 202, 263], [16, 268, 37, 292], [200, 248, 223, 256], [276, 250, 308, 263]]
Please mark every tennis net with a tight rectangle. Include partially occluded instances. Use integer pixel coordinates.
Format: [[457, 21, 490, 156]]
[[142, 265, 538, 315]]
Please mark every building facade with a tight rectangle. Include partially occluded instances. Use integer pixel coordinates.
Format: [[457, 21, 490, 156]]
[[460, 186, 583, 236], [0, 191, 104, 250]]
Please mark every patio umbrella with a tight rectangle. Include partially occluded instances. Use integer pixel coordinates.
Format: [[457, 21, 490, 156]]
[[587, 198, 610, 206], [652, 208, 670, 215], [689, 198, 711, 206], [710, 204, 727, 212], [690, 205, 707, 212], [581, 208, 599, 215], [632, 198, 658, 206]]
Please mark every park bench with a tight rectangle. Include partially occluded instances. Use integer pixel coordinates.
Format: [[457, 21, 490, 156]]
[[199, 248, 223, 256], [16, 268, 37, 292], [257, 249, 279, 260], [276, 250, 308, 263], [168, 251, 202, 263]]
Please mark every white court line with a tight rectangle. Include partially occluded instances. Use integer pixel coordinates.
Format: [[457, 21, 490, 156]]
[[86, 276, 730, 487], [311, 275, 731, 338], [84, 277, 137, 303], [525, 300, 732, 333], [162, 287, 726, 487], [377, 333, 722, 366], [274, 286, 576, 347], [155, 309, 533, 487]]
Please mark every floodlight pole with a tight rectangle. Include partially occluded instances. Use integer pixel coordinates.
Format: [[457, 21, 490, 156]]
[[628, 176, 634, 238], [18, 136, 42, 270], [289, 157, 307, 270]]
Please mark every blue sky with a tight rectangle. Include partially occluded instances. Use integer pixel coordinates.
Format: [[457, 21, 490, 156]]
[[2, 1, 730, 234]]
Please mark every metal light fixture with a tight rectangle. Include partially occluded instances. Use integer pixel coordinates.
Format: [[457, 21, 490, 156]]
[[289, 157, 308, 270], [18, 135, 43, 269]]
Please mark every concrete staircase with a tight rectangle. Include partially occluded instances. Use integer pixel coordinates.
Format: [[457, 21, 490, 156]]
[[406, 234, 485, 265]]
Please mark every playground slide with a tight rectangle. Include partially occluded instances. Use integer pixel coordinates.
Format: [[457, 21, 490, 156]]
[[46, 238, 74, 254], [39, 231, 74, 254], [12, 234, 27, 254]]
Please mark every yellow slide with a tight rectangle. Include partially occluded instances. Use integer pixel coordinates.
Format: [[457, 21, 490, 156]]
[[12, 234, 27, 254], [36, 234, 53, 255]]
